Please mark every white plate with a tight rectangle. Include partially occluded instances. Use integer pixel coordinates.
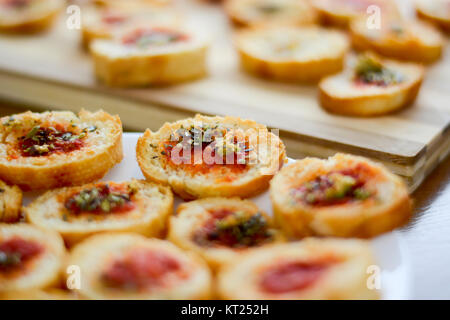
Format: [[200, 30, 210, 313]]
[[24, 133, 413, 300]]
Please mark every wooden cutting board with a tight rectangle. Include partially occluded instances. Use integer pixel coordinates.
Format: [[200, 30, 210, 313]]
[[0, 1, 448, 191]]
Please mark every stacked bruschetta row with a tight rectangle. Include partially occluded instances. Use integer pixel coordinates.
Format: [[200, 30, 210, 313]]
[[0, 110, 414, 300]]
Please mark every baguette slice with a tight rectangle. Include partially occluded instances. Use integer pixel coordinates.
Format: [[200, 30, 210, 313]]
[[25, 179, 173, 246], [350, 16, 444, 64], [168, 197, 285, 271], [0, 180, 22, 223], [225, 0, 317, 27], [0, 110, 123, 191], [0, 0, 63, 33], [416, 0, 450, 33], [270, 153, 412, 239], [235, 26, 349, 82], [67, 233, 213, 300], [91, 26, 209, 87], [0, 223, 65, 292], [311, 0, 400, 28], [319, 54, 425, 117], [136, 114, 286, 200], [217, 239, 379, 300]]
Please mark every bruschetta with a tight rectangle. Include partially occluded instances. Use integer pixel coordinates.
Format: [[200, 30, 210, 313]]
[[168, 197, 285, 271], [0, 110, 123, 191], [90, 26, 209, 87], [0, 180, 22, 223], [319, 54, 425, 116], [136, 114, 286, 200], [311, 0, 400, 28], [225, 0, 316, 27], [81, 2, 179, 48], [0, 0, 63, 33], [66, 233, 212, 299], [416, 0, 450, 33], [350, 16, 444, 64], [235, 26, 349, 82], [217, 239, 379, 300], [270, 153, 412, 239], [0, 223, 65, 292], [25, 179, 173, 246]]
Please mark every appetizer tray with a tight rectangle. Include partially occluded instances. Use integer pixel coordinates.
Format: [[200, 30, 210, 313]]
[[0, 0, 448, 192], [23, 133, 412, 300]]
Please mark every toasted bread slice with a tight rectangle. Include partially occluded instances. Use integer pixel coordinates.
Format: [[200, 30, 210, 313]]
[[416, 0, 450, 33], [0, 180, 22, 223], [91, 26, 208, 87], [67, 233, 212, 299], [0, 110, 123, 191], [0, 223, 65, 292], [0, 0, 63, 33], [136, 114, 286, 200], [235, 26, 349, 82], [311, 0, 400, 28], [0, 288, 79, 300], [319, 54, 425, 116], [25, 179, 173, 246], [81, 2, 180, 49], [217, 239, 379, 300], [225, 0, 316, 27], [168, 198, 285, 271], [270, 154, 412, 239], [350, 16, 444, 64]]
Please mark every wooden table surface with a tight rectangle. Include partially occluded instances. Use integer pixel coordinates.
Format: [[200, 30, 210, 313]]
[[0, 102, 449, 299]]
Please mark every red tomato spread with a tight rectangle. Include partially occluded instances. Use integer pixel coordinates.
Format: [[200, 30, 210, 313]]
[[122, 28, 189, 46], [0, 237, 43, 274], [102, 250, 181, 291], [2, 0, 30, 8]]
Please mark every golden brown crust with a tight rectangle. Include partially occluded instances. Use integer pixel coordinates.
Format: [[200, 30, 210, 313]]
[[25, 179, 173, 246], [235, 26, 349, 83], [0, 110, 123, 191], [350, 16, 444, 64], [217, 239, 380, 300], [0, 0, 63, 33], [319, 56, 425, 117], [0, 288, 79, 300], [136, 114, 286, 200], [0, 180, 22, 223], [225, 0, 317, 28], [67, 233, 213, 300], [168, 197, 285, 271], [416, 0, 450, 33], [0, 223, 66, 292], [270, 153, 412, 239]]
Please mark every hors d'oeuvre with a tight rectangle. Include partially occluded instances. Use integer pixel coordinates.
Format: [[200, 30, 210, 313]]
[[0, 224, 65, 292], [0, 110, 123, 191], [350, 16, 444, 64], [0, 0, 63, 33], [225, 0, 316, 27], [416, 0, 450, 33], [136, 114, 286, 200], [0, 180, 22, 223], [217, 239, 379, 300], [270, 154, 412, 239], [67, 233, 212, 299], [311, 0, 400, 28], [235, 26, 349, 82], [81, 2, 179, 48], [319, 54, 425, 116], [91, 26, 209, 87], [168, 198, 285, 271], [25, 179, 173, 246]]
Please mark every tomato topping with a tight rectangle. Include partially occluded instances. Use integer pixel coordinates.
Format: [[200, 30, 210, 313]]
[[293, 164, 372, 206], [193, 209, 273, 248], [122, 28, 189, 47], [2, 0, 29, 8], [64, 183, 135, 216], [18, 125, 88, 157], [0, 238, 43, 274], [354, 55, 403, 87], [102, 250, 181, 291], [102, 12, 127, 25], [260, 261, 327, 294]]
